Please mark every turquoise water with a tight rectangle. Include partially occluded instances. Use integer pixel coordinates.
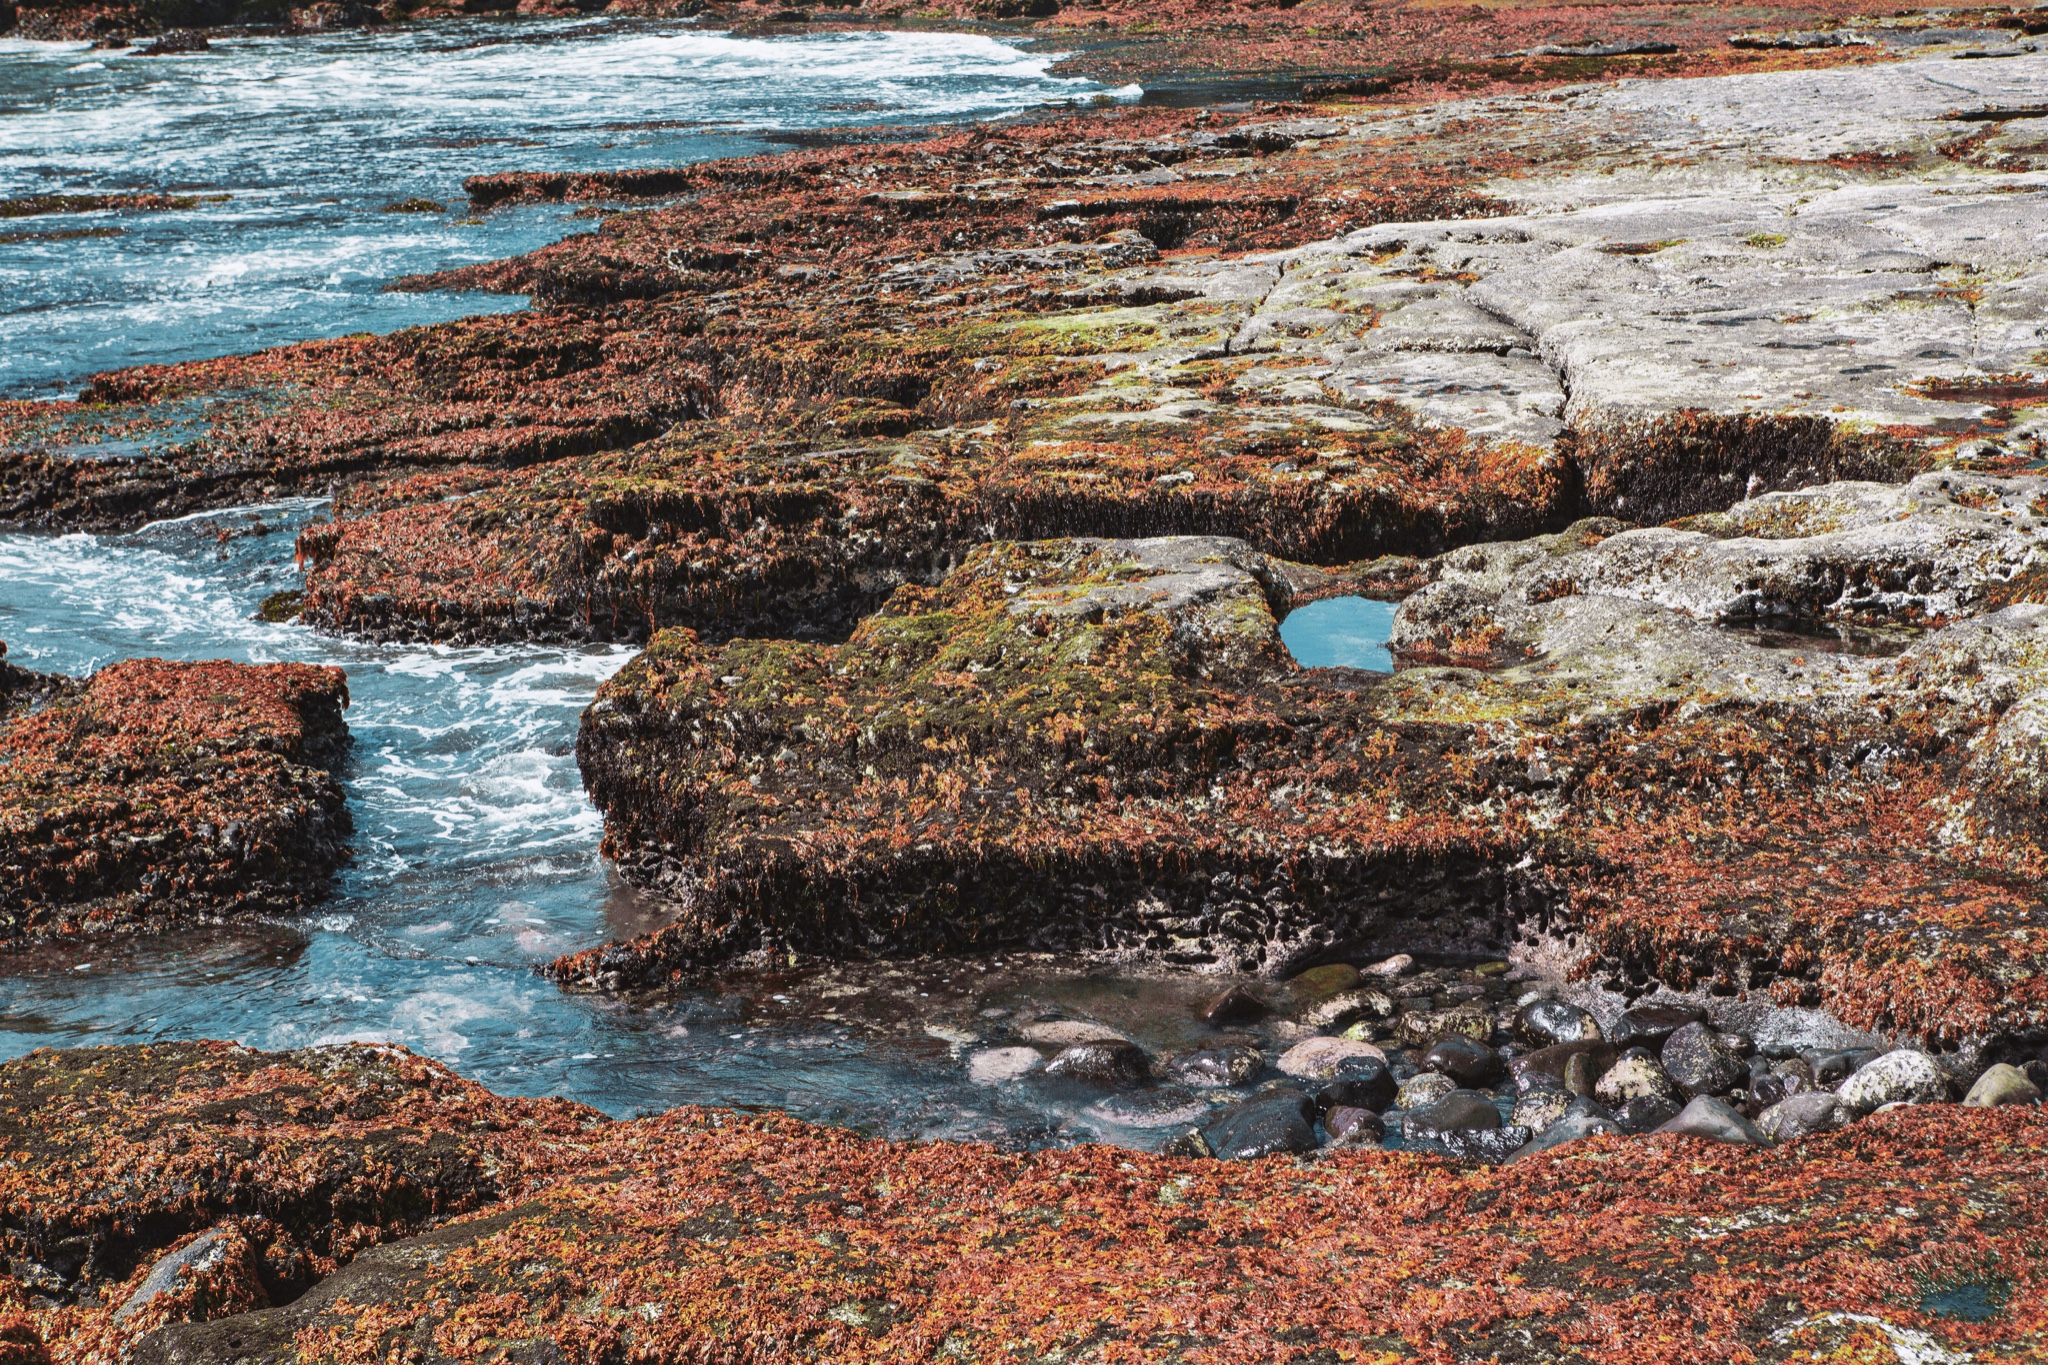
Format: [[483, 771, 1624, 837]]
[[1281, 595, 1399, 671], [0, 22, 1112, 396]]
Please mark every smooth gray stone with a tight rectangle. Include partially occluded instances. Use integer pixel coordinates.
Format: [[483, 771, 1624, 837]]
[[1655, 1095, 1771, 1146]]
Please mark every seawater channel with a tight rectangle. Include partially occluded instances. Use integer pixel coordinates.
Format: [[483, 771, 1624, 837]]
[[0, 24, 1399, 1148]]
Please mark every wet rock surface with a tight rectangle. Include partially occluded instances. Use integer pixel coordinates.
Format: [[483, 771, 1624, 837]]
[[0, 654, 352, 945]]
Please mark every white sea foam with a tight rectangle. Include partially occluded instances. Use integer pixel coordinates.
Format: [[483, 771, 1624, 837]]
[[0, 22, 1102, 396]]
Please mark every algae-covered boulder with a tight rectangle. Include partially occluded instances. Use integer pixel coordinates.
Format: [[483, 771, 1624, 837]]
[[0, 1042, 597, 1315], [564, 534, 1502, 986], [0, 657, 353, 944], [571, 471, 2048, 1050]]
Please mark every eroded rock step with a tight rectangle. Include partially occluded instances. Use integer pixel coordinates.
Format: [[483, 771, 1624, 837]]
[[0, 648, 352, 944], [570, 470, 2048, 1059]]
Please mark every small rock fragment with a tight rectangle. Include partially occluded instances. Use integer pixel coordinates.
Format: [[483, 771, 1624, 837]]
[[1277, 1035, 1385, 1081], [1394, 1071, 1458, 1111], [1323, 1105, 1384, 1144], [1202, 1092, 1317, 1159], [1395, 1006, 1492, 1048], [1509, 1111, 1622, 1161], [1755, 1091, 1846, 1142], [1289, 963, 1362, 1000], [1608, 1003, 1705, 1049], [1200, 986, 1268, 1026], [1300, 988, 1394, 1032], [1168, 1047, 1264, 1089], [1362, 953, 1412, 977], [1422, 1035, 1504, 1088], [1406, 1089, 1501, 1133], [1020, 1020, 1127, 1047], [1611, 1094, 1682, 1135], [1518, 998, 1602, 1047], [1511, 1041, 1617, 1093], [1595, 1052, 1684, 1109], [966, 1047, 1043, 1085], [1043, 1041, 1148, 1086], [1312, 1056, 1396, 1114]]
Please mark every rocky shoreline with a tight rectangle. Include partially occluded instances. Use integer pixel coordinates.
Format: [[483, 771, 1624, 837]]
[[1, 1040, 2044, 1362], [2, 8, 2048, 1361]]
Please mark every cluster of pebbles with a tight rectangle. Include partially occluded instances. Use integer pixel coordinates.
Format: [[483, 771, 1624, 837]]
[[964, 957, 2048, 1161]]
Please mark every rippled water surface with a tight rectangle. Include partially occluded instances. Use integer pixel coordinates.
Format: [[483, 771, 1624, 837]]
[[0, 506, 1209, 1143], [0, 22, 1109, 395]]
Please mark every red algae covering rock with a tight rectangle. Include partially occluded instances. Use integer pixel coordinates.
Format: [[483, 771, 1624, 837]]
[[0, 655, 352, 944], [0, 1042, 602, 1357], [104, 1088, 2048, 1364], [566, 474, 2048, 1047]]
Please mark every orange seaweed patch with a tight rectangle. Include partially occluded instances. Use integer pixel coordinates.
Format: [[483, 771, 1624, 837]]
[[0, 657, 352, 944]]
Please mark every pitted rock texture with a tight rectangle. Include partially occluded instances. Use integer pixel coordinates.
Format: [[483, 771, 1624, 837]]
[[0, 656, 352, 944], [574, 465, 2048, 1045]]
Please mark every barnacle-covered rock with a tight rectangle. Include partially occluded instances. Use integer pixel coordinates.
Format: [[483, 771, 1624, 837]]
[[0, 656, 353, 944]]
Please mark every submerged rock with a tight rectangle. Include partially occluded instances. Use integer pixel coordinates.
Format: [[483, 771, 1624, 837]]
[[1041, 1041, 1149, 1087], [1167, 1047, 1264, 1090]]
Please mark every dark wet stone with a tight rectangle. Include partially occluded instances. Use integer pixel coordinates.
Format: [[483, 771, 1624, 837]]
[[1168, 1047, 1264, 1089], [1202, 1092, 1317, 1160], [1509, 1111, 1622, 1161], [1517, 998, 1602, 1047], [1323, 1105, 1384, 1144], [1608, 1003, 1706, 1049], [1655, 1095, 1769, 1146], [1042, 1040, 1149, 1086], [1511, 1041, 1616, 1094], [1662, 1023, 1746, 1097], [1404, 1124, 1532, 1163], [1200, 985, 1269, 1026], [1407, 1089, 1501, 1133], [1161, 1128, 1215, 1159], [1312, 1056, 1396, 1114], [1812, 1048, 1885, 1088], [1612, 1094, 1682, 1135], [1422, 1035, 1503, 1088]]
